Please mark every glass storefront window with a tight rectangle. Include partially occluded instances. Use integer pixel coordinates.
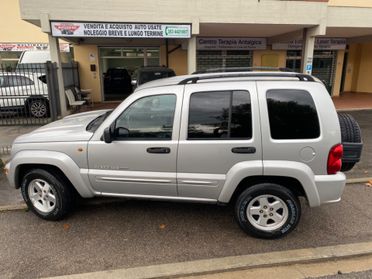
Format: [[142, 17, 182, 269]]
[[196, 50, 252, 71], [100, 47, 160, 101], [99, 48, 122, 57]]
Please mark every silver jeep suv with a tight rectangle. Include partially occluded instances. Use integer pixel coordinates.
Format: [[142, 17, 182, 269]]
[[5, 70, 362, 239]]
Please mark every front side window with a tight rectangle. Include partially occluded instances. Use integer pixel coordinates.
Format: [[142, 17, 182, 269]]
[[188, 90, 252, 140], [266, 89, 320, 140], [115, 94, 176, 140]]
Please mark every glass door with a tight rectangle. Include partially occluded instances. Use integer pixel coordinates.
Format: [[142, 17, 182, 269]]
[[100, 47, 159, 101]]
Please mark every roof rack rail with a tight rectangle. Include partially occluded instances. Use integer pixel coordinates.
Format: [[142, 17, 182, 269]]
[[192, 67, 294, 74], [178, 72, 315, 85]]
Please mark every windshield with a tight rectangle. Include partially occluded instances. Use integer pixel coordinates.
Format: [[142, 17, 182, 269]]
[[86, 110, 113, 132]]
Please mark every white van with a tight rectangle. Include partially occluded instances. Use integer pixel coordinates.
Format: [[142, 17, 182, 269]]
[[18, 50, 51, 65]]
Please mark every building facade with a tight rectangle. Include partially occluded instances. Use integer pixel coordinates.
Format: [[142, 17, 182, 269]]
[[0, 0, 71, 68], [9, 0, 372, 106]]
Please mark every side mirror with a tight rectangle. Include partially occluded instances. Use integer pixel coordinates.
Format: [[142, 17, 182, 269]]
[[116, 127, 129, 138], [103, 127, 113, 143], [131, 80, 137, 86]]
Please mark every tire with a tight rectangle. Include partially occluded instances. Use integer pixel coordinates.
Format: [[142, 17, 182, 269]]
[[235, 183, 301, 239], [21, 169, 74, 220], [27, 98, 50, 118], [338, 113, 361, 143], [337, 113, 362, 172]]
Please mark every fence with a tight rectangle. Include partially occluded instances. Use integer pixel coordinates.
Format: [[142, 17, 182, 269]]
[[0, 61, 80, 126]]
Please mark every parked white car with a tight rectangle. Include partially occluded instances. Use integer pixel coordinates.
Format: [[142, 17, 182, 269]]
[[0, 73, 49, 118]]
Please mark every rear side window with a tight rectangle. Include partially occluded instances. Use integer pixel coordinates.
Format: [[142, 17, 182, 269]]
[[188, 90, 252, 139], [266, 89, 320, 140], [5, 75, 34, 87]]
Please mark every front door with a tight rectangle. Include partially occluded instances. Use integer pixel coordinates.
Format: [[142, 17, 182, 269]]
[[176, 82, 262, 200], [88, 86, 182, 196]]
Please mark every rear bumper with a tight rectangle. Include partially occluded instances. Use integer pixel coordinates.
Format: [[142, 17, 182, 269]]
[[314, 172, 346, 206]]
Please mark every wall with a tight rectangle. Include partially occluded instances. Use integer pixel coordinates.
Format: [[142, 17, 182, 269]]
[[73, 45, 101, 102], [20, 0, 328, 27], [356, 43, 372, 93], [328, 0, 372, 7], [160, 45, 187, 76], [331, 50, 345, 96], [0, 0, 48, 43], [344, 43, 372, 93], [252, 50, 287, 68], [343, 44, 361, 92]]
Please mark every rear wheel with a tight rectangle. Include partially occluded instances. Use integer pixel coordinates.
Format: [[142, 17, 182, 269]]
[[27, 98, 49, 118], [21, 169, 74, 220], [235, 183, 301, 239]]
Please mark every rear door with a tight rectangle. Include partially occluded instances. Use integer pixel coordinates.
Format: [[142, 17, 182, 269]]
[[257, 81, 327, 175], [176, 81, 262, 200]]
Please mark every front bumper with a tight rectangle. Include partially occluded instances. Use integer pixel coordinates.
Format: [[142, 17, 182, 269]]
[[314, 172, 346, 205], [4, 161, 15, 188]]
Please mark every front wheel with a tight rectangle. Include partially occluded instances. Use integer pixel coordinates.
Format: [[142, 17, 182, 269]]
[[235, 183, 301, 239], [21, 169, 74, 220]]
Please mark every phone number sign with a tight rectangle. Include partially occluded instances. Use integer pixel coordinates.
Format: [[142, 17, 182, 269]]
[[51, 21, 191, 39]]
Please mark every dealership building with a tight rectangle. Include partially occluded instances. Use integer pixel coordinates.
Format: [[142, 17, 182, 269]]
[[5, 0, 372, 109]]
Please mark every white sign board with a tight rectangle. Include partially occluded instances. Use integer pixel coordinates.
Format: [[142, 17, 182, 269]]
[[197, 37, 267, 50], [51, 21, 191, 39], [0, 43, 70, 52], [272, 38, 346, 50]]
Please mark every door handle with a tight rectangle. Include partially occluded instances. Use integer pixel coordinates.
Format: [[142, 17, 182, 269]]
[[146, 147, 171, 154], [231, 147, 256, 154]]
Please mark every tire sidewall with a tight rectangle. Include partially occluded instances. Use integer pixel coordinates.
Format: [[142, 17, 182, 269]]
[[235, 184, 301, 239], [21, 169, 64, 219]]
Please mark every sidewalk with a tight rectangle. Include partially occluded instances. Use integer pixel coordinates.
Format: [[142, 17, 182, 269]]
[[44, 242, 372, 279], [333, 92, 372, 111], [0, 125, 39, 206]]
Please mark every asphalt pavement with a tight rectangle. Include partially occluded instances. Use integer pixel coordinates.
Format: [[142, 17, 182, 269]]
[[1, 183, 372, 279], [343, 110, 372, 179]]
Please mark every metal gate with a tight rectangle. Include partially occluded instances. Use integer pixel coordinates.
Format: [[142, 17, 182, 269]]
[[312, 50, 337, 94], [286, 50, 337, 94], [0, 63, 51, 125], [197, 50, 252, 72], [0, 61, 79, 126]]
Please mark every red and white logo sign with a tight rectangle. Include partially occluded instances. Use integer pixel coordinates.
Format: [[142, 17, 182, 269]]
[[53, 23, 81, 35]]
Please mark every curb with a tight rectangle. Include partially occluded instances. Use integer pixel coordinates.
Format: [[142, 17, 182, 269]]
[[336, 108, 372, 112], [45, 241, 372, 279], [0, 203, 27, 212], [347, 177, 372, 184]]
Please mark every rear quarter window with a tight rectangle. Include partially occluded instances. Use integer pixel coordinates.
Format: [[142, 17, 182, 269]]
[[266, 89, 320, 140]]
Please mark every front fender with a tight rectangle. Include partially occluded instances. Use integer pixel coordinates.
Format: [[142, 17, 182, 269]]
[[7, 150, 94, 198]]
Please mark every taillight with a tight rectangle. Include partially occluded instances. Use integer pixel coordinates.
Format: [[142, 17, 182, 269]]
[[327, 144, 343, 174]]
